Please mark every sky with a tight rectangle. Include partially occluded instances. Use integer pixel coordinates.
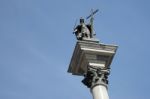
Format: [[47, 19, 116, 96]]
[[0, 0, 150, 99]]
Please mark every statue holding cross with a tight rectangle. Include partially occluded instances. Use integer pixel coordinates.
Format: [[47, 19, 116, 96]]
[[73, 9, 99, 41]]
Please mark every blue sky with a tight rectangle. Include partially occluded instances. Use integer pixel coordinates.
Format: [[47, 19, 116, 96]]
[[0, 0, 150, 99]]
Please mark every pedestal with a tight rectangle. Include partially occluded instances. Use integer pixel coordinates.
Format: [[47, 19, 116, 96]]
[[68, 40, 117, 76]]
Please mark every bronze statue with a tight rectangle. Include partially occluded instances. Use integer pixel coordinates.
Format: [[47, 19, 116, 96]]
[[73, 9, 99, 40], [73, 18, 91, 40]]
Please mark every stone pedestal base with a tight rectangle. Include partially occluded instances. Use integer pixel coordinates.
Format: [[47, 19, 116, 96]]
[[68, 40, 117, 76]]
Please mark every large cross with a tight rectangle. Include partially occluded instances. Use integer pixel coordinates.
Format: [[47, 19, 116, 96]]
[[86, 9, 99, 38], [86, 9, 99, 19]]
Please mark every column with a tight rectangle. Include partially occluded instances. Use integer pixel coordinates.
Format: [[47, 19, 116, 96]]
[[82, 66, 110, 99]]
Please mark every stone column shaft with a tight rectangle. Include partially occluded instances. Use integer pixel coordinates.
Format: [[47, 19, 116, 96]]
[[91, 85, 109, 99]]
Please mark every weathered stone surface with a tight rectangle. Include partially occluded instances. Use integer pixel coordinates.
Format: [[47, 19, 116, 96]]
[[68, 40, 118, 76]]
